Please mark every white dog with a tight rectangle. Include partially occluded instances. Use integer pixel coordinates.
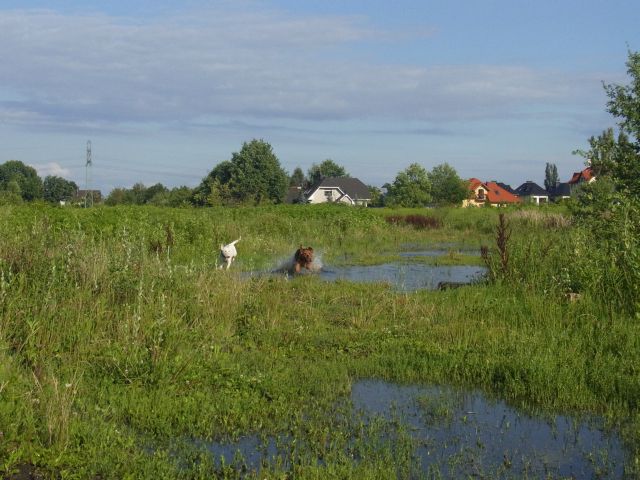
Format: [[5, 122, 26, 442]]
[[219, 238, 241, 270]]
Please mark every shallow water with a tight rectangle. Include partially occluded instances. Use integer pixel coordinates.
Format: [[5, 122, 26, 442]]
[[352, 380, 627, 478], [198, 380, 628, 477], [399, 249, 480, 258], [320, 263, 486, 291]]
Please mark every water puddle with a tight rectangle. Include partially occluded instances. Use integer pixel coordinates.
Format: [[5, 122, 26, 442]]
[[193, 380, 627, 478], [399, 249, 480, 258], [352, 380, 627, 478], [319, 263, 486, 291]]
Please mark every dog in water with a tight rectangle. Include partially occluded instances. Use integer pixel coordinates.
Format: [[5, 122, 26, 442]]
[[219, 238, 241, 270], [293, 245, 314, 273]]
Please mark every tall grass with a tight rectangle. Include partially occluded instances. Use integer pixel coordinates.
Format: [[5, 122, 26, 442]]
[[0, 204, 638, 478]]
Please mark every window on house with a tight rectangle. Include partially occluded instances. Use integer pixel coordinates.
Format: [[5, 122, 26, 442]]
[[324, 190, 333, 200], [477, 189, 485, 200]]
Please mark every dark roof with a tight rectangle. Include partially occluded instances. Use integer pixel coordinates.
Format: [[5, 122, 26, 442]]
[[514, 181, 548, 197], [308, 177, 371, 200], [548, 182, 571, 198], [496, 182, 516, 194]]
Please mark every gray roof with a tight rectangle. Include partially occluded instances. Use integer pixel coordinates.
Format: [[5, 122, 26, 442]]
[[308, 177, 371, 200], [515, 181, 548, 197], [496, 182, 516, 194], [548, 182, 571, 198]]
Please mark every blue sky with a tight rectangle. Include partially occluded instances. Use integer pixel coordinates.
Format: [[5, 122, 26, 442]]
[[1, 0, 638, 194]]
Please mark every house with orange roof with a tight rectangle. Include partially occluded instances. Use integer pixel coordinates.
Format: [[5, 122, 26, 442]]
[[463, 178, 521, 207], [568, 166, 595, 185]]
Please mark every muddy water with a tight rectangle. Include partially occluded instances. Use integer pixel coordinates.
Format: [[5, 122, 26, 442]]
[[199, 380, 627, 477], [319, 263, 486, 291]]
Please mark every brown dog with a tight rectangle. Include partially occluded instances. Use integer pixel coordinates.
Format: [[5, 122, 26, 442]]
[[293, 245, 314, 273]]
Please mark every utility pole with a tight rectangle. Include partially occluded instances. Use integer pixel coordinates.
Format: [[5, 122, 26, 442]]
[[85, 140, 93, 208]]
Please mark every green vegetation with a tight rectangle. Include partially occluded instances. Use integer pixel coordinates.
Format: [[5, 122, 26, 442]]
[[0, 204, 639, 478], [544, 162, 559, 191], [384, 163, 432, 207], [570, 49, 640, 318], [192, 139, 289, 206], [427, 163, 468, 206], [43, 176, 78, 204], [0, 160, 43, 202], [307, 159, 349, 186]]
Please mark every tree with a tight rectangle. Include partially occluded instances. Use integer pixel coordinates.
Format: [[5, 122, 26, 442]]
[[367, 185, 384, 207], [289, 167, 306, 187], [543, 163, 559, 191], [144, 183, 169, 203], [130, 182, 148, 205], [307, 159, 349, 185], [599, 50, 640, 196], [0, 160, 43, 201], [384, 163, 432, 207], [148, 186, 194, 207], [428, 163, 468, 205], [105, 188, 135, 206], [194, 139, 289, 205], [570, 50, 640, 317], [43, 175, 78, 203]]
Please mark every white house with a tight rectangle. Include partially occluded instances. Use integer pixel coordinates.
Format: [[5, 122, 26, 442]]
[[305, 177, 371, 206], [514, 181, 549, 205]]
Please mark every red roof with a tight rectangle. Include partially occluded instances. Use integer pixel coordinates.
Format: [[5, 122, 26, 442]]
[[467, 179, 520, 204], [484, 181, 521, 204], [468, 178, 484, 190], [568, 167, 594, 184]]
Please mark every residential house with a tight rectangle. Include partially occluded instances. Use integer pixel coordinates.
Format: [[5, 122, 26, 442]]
[[463, 178, 521, 207], [514, 181, 549, 205], [74, 189, 102, 205], [496, 182, 517, 195], [305, 177, 371, 206], [548, 182, 571, 202], [568, 166, 595, 186]]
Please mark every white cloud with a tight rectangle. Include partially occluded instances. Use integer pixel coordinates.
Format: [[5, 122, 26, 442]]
[[31, 161, 71, 177], [0, 7, 607, 130]]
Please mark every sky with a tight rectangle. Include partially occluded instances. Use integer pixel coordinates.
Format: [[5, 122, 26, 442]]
[[1, 0, 639, 194]]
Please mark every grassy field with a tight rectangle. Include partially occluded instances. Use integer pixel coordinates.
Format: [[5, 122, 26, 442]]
[[0, 204, 638, 478]]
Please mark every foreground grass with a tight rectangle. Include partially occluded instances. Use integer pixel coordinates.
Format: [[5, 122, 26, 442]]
[[0, 204, 638, 478]]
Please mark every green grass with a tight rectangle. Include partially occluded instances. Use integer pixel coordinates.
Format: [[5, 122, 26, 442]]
[[0, 204, 638, 478]]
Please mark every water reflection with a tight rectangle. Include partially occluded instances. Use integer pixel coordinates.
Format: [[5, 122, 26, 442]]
[[320, 263, 486, 291], [399, 249, 480, 258], [197, 380, 627, 478], [352, 380, 627, 478]]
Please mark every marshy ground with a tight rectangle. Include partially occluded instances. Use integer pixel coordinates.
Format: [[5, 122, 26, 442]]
[[0, 204, 638, 479]]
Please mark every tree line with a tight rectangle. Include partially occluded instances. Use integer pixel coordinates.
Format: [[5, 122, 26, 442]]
[[0, 160, 78, 204], [1, 139, 469, 208]]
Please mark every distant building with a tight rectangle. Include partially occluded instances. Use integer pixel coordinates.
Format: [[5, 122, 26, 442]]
[[495, 182, 517, 195], [74, 189, 102, 205], [304, 177, 371, 206], [514, 181, 549, 205], [548, 182, 571, 202], [463, 178, 521, 207], [568, 167, 595, 186]]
